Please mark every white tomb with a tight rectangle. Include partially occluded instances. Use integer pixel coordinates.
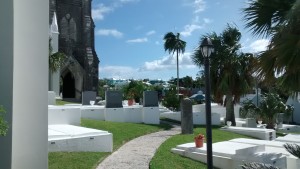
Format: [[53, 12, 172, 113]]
[[81, 105, 106, 121], [143, 107, 160, 124], [48, 125, 112, 152], [172, 138, 300, 169], [220, 126, 276, 140], [48, 105, 113, 152]]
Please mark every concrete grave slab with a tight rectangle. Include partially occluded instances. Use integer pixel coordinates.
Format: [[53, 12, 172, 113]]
[[48, 124, 113, 152], [220, 126, 276, 140]]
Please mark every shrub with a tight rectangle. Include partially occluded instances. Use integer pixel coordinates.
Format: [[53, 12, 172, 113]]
[[162, 86, 180, 111], [240, 92, 294, 129]]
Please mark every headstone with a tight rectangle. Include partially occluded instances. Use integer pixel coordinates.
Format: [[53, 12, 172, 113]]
[[48, 91, 56, 105], [181, 98, 193, 134], [277, 113, 284, 128], [143, 91, 158, 107], [246, 118, 257, 128], [82, 91, 96, 105], [105, 91, 123, 108]]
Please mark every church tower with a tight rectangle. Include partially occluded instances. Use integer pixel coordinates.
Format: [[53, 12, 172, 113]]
[[49, 0, 99, 99]]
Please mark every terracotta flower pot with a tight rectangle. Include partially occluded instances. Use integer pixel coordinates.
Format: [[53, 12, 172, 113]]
[[194, 138, 204, 148], [128, 99, 134, 106]]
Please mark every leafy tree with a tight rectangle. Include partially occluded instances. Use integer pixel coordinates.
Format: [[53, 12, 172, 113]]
[[49, 38, 66, 73], [123, 80, 148, 103], [181, 76, 193, 89], [162, 85, 180, 111], [194, 72, 205, 88], [0, 105, 8, 136], [243, 0, 300, 92], [98, 79, 108, 99], [163, 32, 186, 98], [193, 25, 256, 126]]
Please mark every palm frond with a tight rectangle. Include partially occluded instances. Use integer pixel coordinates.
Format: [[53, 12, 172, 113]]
[[283, 143, 300, 158], [243, 0, 295, 37], [241, 162, 280, 169]]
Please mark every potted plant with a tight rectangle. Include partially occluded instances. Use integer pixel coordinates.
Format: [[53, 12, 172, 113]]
[[127, 90, 135, 106], [194, 133, 205, 148]]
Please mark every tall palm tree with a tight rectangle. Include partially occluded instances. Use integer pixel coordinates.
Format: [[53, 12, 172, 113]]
[[243, 0, 300, 92], [193, 25, 256, 125], [163, 32, 186, 98]]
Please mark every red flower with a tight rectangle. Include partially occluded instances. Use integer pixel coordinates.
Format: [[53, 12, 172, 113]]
[[194, 134, 205, 140]]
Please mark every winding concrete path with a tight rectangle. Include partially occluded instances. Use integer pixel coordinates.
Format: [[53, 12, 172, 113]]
[[96, 125, 181, 169]]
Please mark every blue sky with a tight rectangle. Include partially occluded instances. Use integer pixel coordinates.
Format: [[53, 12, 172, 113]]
[[92, 0, 269, 81]]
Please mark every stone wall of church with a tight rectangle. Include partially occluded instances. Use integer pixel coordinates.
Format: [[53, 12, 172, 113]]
[[49, 0, 99, 98]]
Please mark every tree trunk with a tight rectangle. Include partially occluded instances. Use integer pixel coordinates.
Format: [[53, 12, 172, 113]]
[[225, 93, 236, 126], [176, 49, 179, 99]]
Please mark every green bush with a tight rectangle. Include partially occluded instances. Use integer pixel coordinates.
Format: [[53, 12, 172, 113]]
[[240, 92, 294, 128], [162, 86, 180, 111]]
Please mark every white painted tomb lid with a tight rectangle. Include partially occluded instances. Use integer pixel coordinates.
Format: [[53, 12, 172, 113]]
[[80, 105, 105, 109], [222, 126, 274, 132], [48, 125, 109, 141], [48, 105, 81, 109], [176, 141, 261, 158], [276, 134, 300, 143]]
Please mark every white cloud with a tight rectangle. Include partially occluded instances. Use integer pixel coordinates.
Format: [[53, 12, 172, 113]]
[[99, 52, 198, 80], [99, 66, 137, 79], [194, 0, 206, 13], [146, 30, 156, 36], [92, 4, 113, 20], [180, 24, 203, 37], [96, 29, 123, 38], [203, 18, 212, 24], [155, 41, 160, 45], [249, 39, 269, 52], [139, 52, 196, 71], [126, 38, 148, 43], [93, 0, 139, 20]]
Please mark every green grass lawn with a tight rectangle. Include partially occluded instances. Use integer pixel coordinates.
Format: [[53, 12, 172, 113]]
[[150, 126, 253, 169], [55, 100, 77, 105], [49, 119, 171, 169]]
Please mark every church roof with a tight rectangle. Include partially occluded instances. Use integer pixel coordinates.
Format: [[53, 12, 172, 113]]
[[50, 12, 59, 33]]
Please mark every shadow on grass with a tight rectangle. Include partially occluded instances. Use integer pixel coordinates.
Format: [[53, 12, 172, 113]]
[[144, 122, 173, 130], [161, 118, 223, 129]]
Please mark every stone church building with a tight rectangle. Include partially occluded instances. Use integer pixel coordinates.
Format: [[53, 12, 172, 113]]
[[49, 0, 99, 99]]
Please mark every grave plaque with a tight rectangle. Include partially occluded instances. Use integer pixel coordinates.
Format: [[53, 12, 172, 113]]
[[277, 113, 284, 128], [143, 91, 158, 107], [82, 91, 96, 105], [105, 91, 123, 108]]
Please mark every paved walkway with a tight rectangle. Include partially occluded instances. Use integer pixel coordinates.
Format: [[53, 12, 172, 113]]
[[96, 124, 181, 169]]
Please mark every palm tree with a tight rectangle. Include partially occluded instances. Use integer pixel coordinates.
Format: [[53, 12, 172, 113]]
[[193, 25, 256, 126], [163, 32, 186, 98], [243, 0, 300, 92]]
